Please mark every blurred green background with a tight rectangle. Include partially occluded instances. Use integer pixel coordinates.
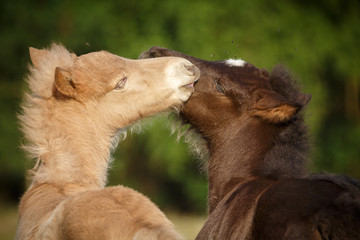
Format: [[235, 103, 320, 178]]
[[0, 0, 359, 239]]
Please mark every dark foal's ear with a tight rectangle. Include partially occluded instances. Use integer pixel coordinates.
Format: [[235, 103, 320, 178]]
[[54, 67, 78, 98], [250, 90, 311, 123]]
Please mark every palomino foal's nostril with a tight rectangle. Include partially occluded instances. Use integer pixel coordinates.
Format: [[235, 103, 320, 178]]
[[185, 64, 196, 75]]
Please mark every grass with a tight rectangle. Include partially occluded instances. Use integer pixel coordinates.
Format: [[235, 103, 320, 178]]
[[0, 205, 206, 240], [166, 212, 206, 239], [0, 205, 18, 240]]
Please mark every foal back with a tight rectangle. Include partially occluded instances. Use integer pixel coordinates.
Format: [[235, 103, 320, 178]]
[[61, 186, 183, 240], [252, 178, 357, 240], [196, 177, 360, 240]]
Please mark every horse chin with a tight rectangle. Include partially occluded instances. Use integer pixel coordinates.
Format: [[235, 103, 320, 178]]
[[180, 83, 195, 91]]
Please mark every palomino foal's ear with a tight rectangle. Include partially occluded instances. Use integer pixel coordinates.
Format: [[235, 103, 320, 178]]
[[54, 67, 77, 97], [29, 47, 48, 69], [250, 91, 301, 123]]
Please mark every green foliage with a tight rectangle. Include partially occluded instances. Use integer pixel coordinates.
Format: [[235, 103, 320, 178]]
[[108, 116, 207, 212], [0, 0, 359, 213]]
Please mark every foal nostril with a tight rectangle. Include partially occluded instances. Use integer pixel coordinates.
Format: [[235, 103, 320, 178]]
[[182, 62, 196, 75], [186, 65, 196, 75]]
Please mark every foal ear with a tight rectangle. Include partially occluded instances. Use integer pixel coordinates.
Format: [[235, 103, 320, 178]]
[[54, 67, 78, 97], [29, 47, 48, 69], [250, 91, 305, 123]]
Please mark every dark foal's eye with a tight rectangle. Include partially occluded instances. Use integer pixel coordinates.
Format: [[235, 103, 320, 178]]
[[115, 77, 127, 90], [214, 78, 225, 94]]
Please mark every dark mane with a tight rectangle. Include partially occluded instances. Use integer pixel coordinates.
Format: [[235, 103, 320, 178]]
[[262, 65, 310, 179], [269, 64, 303, 102]]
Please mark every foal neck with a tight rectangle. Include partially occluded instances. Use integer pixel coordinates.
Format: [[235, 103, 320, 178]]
[[206, 116, 277, 211], [206, 113, 309, 212]]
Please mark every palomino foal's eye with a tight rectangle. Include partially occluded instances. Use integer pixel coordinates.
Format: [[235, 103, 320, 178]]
[[115, 77, 127, 90], [214, 78, 225, 94]]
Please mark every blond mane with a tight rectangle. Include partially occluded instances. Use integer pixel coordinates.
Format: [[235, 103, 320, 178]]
[[19, 44, 76, 173], [27, 44, 75, 98], [168, 111, 209, 173]]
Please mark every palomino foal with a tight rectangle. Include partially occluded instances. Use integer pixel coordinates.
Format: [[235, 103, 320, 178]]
[[17, 44, 199, 240], [141, 47, 360, 240]]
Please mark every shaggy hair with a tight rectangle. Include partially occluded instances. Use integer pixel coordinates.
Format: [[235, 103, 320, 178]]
[[262, 65, 311, 178], [20, 44, 74, 153], [168, 111, 209, 173], [19, 44, 78, 178]]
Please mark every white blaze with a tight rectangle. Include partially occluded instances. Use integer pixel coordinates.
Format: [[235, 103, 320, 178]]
[[225, 58, 246, 67]]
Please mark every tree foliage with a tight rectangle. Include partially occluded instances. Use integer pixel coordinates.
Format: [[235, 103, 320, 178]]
[[0, 0, 359, 212]]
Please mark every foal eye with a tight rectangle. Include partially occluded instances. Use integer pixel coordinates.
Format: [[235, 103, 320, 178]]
[[214, 78, 225, 94], [115, 77, 127, 90]]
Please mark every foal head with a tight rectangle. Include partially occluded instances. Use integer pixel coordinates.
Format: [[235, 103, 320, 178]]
[[141, 47, 310, 129], [20, 44, 200, 186], [26, 44, 200, 131], [141, 47, 311, 180]]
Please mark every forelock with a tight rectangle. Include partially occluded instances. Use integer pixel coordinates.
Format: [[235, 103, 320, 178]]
[[225, 58, 247, 67], [27, 43, 75, 98]]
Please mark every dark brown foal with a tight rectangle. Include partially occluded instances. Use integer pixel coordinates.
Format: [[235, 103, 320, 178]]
[[141, 47, 360, 240]]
